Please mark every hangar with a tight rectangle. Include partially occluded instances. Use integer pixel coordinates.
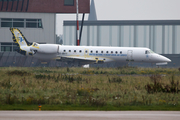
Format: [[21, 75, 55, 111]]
[[0, 0, 90, 67], [64, 20, 180, 54]]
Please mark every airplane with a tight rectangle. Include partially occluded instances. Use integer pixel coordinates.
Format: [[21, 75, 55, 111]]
[[10, 28, 171, 66]]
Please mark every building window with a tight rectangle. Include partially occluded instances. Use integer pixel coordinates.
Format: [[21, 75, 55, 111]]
[[0, 18, 43, 28], [1, 18, 24, 28], [38, 19, 42, 28], [26, 19, 42, 28], [0, 42, 18, 52], [64, 0, 74, 6], [1, 46, 12, 52], [13, 19, 24, 27], [1, 18, 13, 27]]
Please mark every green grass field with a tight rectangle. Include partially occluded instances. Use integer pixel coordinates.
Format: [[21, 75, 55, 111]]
[[0, 67, 180, 110]]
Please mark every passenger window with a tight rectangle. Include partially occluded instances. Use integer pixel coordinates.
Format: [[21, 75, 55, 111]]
[[111, 51, 113, 54], [91, 50, 93, 53], [64, 50, 66, 52], [96, 51, 98, 53], [115, 51, 118, 54], [74, 50, 76, 52], [101, 51, 103, 53], [106, 51, 108, 53], [120, 51, 122, 54], [79, 50, 82, 53], [69, 50, 71, 52], [85, 50, 87, 53]]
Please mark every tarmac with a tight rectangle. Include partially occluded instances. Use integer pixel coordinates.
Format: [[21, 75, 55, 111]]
[[0, 111, 180, 120]]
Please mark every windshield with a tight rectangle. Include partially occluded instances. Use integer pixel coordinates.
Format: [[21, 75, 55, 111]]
[[149, 50, 155, 54]]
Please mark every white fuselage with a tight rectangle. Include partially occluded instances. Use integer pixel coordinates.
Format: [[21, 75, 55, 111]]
[[28, 44, 171, 64]]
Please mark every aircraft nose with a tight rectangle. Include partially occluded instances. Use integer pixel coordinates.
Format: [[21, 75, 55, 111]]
[[161, 55, 171, 62], [165, 57, 171, 62]]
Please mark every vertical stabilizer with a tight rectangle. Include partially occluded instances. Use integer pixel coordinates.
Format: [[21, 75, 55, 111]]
[[10, 28, 32, 47], [10, 28, 32, 55]]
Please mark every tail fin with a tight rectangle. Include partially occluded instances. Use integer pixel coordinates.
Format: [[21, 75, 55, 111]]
[[10, 28, 32, 55], [10, 28, 32, 47]]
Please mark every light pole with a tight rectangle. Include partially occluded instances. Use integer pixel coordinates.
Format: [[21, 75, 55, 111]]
[[76, 0, 80, 46]]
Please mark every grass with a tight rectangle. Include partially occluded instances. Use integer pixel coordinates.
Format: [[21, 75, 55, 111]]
[[0, 104, 179, 111], [0, 67, 180, 110]]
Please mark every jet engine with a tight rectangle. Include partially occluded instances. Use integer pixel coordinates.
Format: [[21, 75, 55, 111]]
[[30, 42, 59, 54]]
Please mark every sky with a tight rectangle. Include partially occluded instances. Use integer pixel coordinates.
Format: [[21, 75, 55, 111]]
[[56, 0, 180, 35]]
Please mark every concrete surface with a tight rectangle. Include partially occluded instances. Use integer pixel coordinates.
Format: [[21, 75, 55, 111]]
[[0, 111, 180, 120]]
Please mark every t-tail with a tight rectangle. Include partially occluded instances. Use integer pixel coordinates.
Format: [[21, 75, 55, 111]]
[[10, 28, 32, 55]]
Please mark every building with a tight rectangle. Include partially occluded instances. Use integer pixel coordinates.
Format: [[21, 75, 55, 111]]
[[0, 0, 89, 52], [64, 20, 180, 54], [0, 0, 90, 67]]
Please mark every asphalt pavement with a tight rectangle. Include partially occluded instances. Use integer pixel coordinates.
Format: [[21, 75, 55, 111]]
[[0, 111, 180, 120]]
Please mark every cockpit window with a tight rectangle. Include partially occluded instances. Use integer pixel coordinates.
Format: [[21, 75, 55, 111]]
[[145, 50, 150, 54], [145, 50, 155, 54]]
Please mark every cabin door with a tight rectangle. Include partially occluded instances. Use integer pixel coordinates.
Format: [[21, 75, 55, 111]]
[[84, 49, 89, 56], [127, 50, 133, 61], [145, 51, 152, 61]]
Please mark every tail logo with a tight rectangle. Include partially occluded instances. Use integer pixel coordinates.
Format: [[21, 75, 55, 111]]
[[19, 37, 24, 42], [17, 33, 25, 44]]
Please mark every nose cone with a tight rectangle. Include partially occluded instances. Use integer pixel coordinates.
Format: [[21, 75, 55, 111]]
[[160, 55, 171, 62], [165, 57, 171, 62]]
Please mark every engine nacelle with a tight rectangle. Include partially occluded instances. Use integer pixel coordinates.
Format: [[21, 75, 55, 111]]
[[30, 42, 59, 54]]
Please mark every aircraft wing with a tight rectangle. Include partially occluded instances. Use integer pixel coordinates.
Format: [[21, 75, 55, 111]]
[[56, 56, 104, 65]]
